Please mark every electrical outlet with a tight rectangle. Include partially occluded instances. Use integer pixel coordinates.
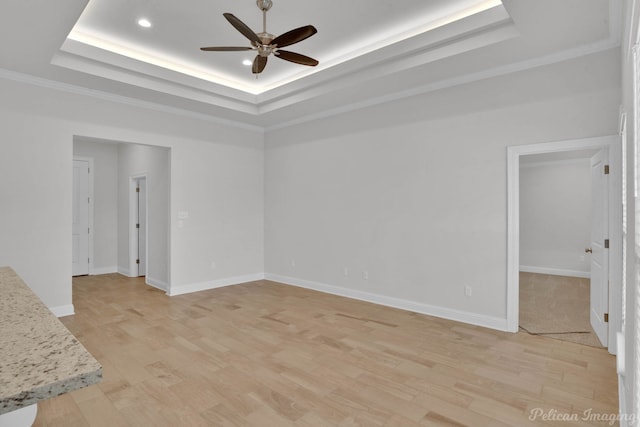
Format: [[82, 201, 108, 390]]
[[343, 267, 349, 276], [363, 271, 369, 280], [210, 261, 217, 270], [464, 286, 472, 297], [291, 259, 296, 267]]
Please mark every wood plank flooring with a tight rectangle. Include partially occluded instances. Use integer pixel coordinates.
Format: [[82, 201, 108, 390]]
[[33, 274, 619, 426]]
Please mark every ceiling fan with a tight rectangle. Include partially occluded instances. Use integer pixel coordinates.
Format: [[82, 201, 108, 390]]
[[200, 0, 319, 75]]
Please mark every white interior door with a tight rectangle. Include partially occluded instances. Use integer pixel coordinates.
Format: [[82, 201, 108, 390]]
[[72, 160, 89, 276], [137, 178, 147, 277], [589, 149, 609, 346]]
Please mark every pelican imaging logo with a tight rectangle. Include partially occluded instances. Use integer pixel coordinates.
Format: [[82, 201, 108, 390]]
[[528, 408, 637, 425]]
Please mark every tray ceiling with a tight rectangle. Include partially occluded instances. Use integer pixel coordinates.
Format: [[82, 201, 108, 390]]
[[0, 0, 621, 129]]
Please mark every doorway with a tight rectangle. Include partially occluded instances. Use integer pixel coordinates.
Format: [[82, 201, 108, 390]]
[[506, 135, 622, 354], [72, 137, 171, 290], [518, 150, 601, 346]]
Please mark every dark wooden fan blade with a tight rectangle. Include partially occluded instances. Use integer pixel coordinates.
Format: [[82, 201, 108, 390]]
[[200, 46, 253, 51], [271, 25, 317, 48], [223, 13, 261, 45], [252, 55, 268, 74], [275, 50, 319, 66]]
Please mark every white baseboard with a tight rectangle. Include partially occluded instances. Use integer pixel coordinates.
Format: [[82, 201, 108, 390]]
[[91, 266, 118, 275], [168, 273, 265, 296], [264, 273, 508, 332], [146, 276, 169, 292], [163, 271, 510, 331], [117, 266, 134, 277], [49, 304, 75, 317], [520, 265, 590, 279]]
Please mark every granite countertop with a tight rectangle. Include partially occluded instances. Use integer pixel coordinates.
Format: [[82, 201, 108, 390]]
[[0, 267, 102, 414]]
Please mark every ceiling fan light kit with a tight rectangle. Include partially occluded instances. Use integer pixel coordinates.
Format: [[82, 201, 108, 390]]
[[200, 0, 319, 75]]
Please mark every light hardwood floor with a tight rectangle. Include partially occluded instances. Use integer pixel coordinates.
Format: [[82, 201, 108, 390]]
[[33, 274, 618, 426]]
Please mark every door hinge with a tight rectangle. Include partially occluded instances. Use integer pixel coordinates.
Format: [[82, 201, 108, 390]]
[[604, 239, 610, 249], [604, 313, 609, 323], [136, 187, 140, 193], [87, 227, 90, 234], [87, 257, 90, 264], [604, 164, 610, 175], [136, 223, 140, 229], [136, 259, 140, 265]]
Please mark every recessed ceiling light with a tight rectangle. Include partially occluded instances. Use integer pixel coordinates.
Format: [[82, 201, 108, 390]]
[[242, 59, 253, 66], [138, 18, 152, 28]]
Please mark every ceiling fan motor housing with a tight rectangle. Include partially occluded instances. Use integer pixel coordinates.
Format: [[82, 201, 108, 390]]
[[257, 32, 275, 45], [257, 0, 273, 12]]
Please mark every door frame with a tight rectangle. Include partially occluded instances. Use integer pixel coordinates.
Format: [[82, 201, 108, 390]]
[[73, 156, 94, 275], [129, 174, 148, 278], [589, 148, 610, 345], [506, 135, 622, 354]]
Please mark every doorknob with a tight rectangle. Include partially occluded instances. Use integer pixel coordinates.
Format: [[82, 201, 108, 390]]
[[585, 247, 593, 254]]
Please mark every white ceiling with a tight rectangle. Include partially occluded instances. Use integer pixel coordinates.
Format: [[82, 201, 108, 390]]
[[0, 0, 621, 130], [65, 0, 504, 93]]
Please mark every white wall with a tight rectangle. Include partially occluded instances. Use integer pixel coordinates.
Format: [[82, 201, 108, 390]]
[[169, 138, 264, 294], [264, 48, 620, 328], [117, 143, 170, 289], [0, 76, 264, 312], [0, 114, 74, 312], [519, 158, 591, 277], [73, 139, 119, 274]]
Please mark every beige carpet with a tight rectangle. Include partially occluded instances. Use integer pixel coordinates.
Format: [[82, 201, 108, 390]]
[[519, 272, 604, 348]]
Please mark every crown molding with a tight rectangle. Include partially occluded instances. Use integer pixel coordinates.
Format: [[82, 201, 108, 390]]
[[54, 39, 259, 109], [267, 35, 622, 132], [0, 67, 264, 134], [267, 0, 623, 131], [255, 5, 515, 110]]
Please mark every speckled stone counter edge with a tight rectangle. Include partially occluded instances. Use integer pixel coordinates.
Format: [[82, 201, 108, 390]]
[[0, 267, 102, 415], [1, 368, 102, 414]]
